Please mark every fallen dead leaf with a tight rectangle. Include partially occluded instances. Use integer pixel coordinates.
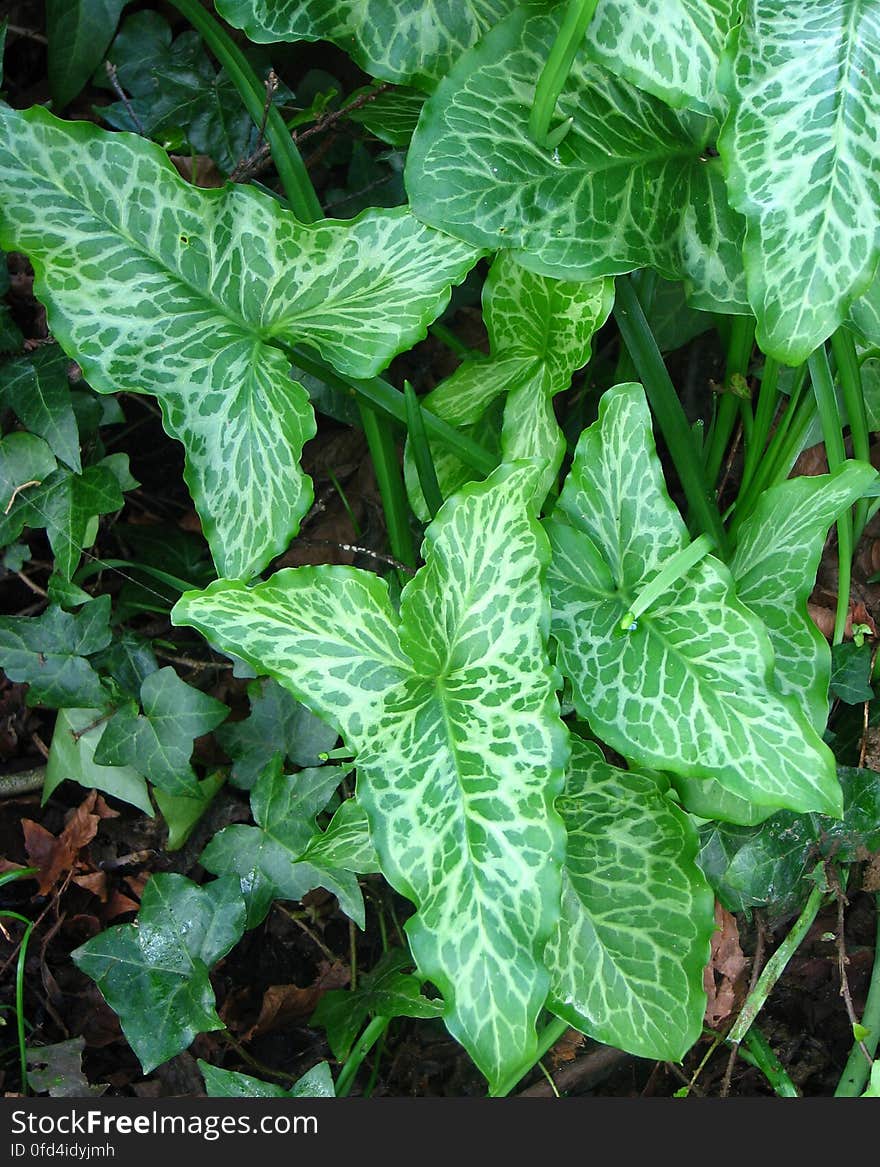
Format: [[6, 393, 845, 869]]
[[242, 961, 350, 1040], [703, 902, 748, 1028], [22, 791, 101, 895]]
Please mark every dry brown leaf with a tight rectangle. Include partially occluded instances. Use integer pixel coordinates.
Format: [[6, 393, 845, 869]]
[[703, 902, 748, 1028], [73, 871, 108, 901], [242, 961, 350, 1040], [22, 791, 100, 894]]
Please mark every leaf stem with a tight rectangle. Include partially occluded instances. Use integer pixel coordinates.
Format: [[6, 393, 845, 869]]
[[808, 345, 852, 644], [619, 533, 715, 630], [0, 911, 34, 1094], [835, 892, 880, 1097], [493, 1015, 570, 1097], [165, 0, 322, 222], [727, 864, 826, 1046], [738, 354, 780, 499], [613, 275, 727, 554], [737, 1027, 800, 1097], [704, 315, 755, 488], [528, 0, 600, 148], [288, 344, 497, 476], [404, 381, 444, 520], [335, 1015, 390, 1098], [831, 327, 871, 540], [357, 402, 416, 571]]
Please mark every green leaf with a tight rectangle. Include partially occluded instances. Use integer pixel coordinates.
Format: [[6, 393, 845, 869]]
[[73, 874, 246, 1073], [0, 105, 481, 579], [2, 347, 81, 471], [26, 1037, 107, 1098], [673, 774, 776, 827], [301, 797, 380, 873], [546, 383, 841, 816], [718, 2, 880, 362], [44, 707, 153, 814], [0, 433, 57, 546], [99, 12, 258, 175], [405, 252, 613, 517], [730, 463, 878, 730], [200, 756, 364, 928], [830, 641, 875, 705], [173, 463, 568, 1092], [862, 1061, 880, 1097], [311, 949, 443, 1061], [0, 597, 111, 708], [10, 458, 130, 581], [215, 0, 517, 89], [698, 766, 880, 912], [546, 737, 714, 1060], [154, 772, 226, 850], [46, 0, 126, 109], [90, 630, 159, 700], [586, 0, 743, 115], [216, 676, 339, 790], [406, 4, 748, 311], [93, 667, 228, 798], [0, 304, 24, 353], [199, 1060, 335, 1098], [347, 86, 426, 146]]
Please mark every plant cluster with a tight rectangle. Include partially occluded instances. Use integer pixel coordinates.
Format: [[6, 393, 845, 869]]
[[2, 0, 880, 1099]]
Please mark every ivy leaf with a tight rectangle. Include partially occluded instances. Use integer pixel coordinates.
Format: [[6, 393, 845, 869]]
[[699, 766, 880, 914], [405, 252, 613, 517], [215, 0, 516, 90], [12, 458, 131, 581], [73, 874, 246, 1073], [545, 736, 714, 1060], [216, 677, 339, 790], [729, 463, 878, 730], [173, 463, 568, 1093], [44, 707, 153, 815], [310, 949, 444, 1061], [0, 433, 58, 546], [199, 1060, 335, 1098], [2, 347, 81, 471], [93, 667, 228, 798], [0, 105, 481, 579], [406, 4, 748, 311], [546, 383, 840, 816], [154, 772, 226, 851], [347, 86, 426, 146], [718, 2, 880, 362], [586, 0, 743, 115], [0, 597, 111, 708], [46, 0, 126, 109], [829, 641, 875, 705], [199, 757, 363, 928]]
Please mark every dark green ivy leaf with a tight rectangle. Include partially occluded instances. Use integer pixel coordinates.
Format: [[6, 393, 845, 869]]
[[0, 596, 111, 707], [830, 641, 875, 705], [200, 756, 363, 928], [2, 347, 82, 471], [198, 1060, 335, 1098], [73, 873, 246, 1073], [94, 667, 228, 797], [216, 677, 339, 790], [310, 948, 444, 1062]]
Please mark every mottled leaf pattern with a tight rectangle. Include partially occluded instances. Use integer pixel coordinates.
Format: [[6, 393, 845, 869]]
[[546, 383, 841, 815], [405, 252, 613, 516], [216, 0, 516, 88], [718, 1, 880, 362], [730, 462, 877, 730], [406, 4, 748, 310], [546, 737, 714, 1059], [0, 105, 480, 578], [173, 465, 568, 1091], [588, 0, 743, 114]]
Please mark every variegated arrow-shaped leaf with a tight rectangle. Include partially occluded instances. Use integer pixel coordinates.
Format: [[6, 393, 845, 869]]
[[587, 0, 743, 116], [546, 736, 714, 1059], [173, 464, 568, 1092], [0, 105, 480, 579], [730, 462, 878, 732], [215, 0, 516, 89], [546, 382, 841, 816], [406, 3, 748, 311], [718, 2, 880, 363], [405, 252, 613, 517]]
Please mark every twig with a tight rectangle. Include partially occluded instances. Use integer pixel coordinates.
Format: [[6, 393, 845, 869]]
[[7, 25, 49, 44], [715, 417, 744, 507], [104, 62, 145, 135], [517, 1045, 630, 1097], [721, 909, 767, 1097], [0, 767, 46, 798], [831, 867, 874, 1065]]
